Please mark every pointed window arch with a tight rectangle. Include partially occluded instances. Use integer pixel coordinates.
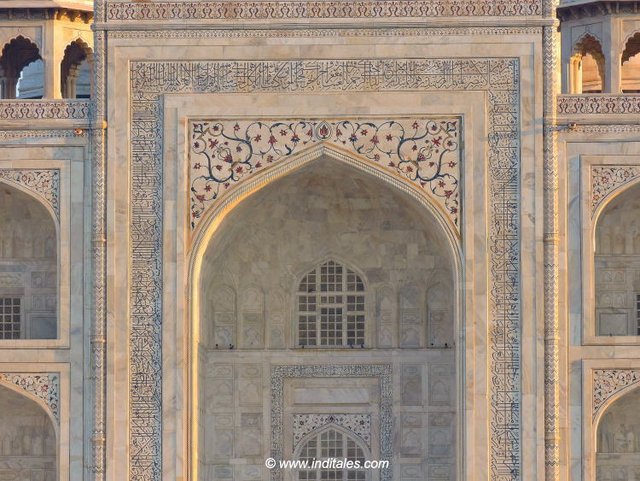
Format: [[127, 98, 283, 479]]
[[0, 36, 42, 99], [622, 31, 640, 93], [295, 427, 368, 481], [570, 34, 605, 93], [297, 260, 365, 347], [0, 183, 57, 339], [60, 39, 93, 99]]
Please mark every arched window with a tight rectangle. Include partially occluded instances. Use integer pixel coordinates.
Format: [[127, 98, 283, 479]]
[[297, 260, 365, 347], [296, 428, 367, 481], [622, 32, 640, 93], [0, 184, 57, 339], [60, 39, 93, 99], [0, 36, 42, 99], [570, 34, 605, 93], [594, 183, 640, 336]]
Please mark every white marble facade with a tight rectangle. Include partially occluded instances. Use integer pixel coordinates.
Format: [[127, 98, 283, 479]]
[[1, 1, 640, 481]]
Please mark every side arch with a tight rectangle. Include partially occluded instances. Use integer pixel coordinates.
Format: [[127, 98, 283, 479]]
[[0, 176, 59, 228], [0, 377, 59, 434], [594, 381, 640, 430], [592, 176, 640, 249]]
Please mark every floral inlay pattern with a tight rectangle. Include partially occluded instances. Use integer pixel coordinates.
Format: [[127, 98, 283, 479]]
[[591, 166, 640, 216], [0, 373, 59, 422], [190, 118, 460, 230], [0, 169, 60, 219], [293, 414, 371, 449], [593, 369, 640, 419]]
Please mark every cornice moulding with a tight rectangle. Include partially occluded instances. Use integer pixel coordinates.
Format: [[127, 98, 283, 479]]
[[94, 17, 555, 31]]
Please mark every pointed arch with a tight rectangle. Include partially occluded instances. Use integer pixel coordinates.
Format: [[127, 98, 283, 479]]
[[293, 422, 371, 457], [622, 31, 640, 93], [294, 424, 371, 481], [60, 38, 93, 98], [0, 175, 59, 228], [0, 377, 58, 432], [188, 146, 463, 480], [592, 180, 640, 336], [0, 382, 58, 480], [595, 383, 640, 481], [189, 144, 462, 346], [593, 176, 640, 234], [571, 33, 605, 93], [0, 181, 58, 339], [0, 35, 42, 99]]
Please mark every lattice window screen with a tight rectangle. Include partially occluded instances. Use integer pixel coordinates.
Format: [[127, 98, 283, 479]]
[[0, 298, 21, 339], [297, 260, 365, 347]]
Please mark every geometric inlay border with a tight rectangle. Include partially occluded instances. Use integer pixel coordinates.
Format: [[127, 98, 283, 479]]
[[0, 169, 60, 219], [593, 369, 640, 420], [189, 117, 460, 231], [271, 365, 390, 481], [0, 372, 60, 423], [129, 57, 521, 481], [591, 165, 640, 217]]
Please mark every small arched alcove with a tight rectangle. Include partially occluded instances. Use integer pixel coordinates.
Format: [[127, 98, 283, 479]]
[[622, 32, 640, 93], [597, 386, 640, 480], [0, 383, 57, 480], [571, 34, 605, 93], [594, 182, 640, 336], [193, 154, 459, 480], [60, 39, 93, 99], [0, 36, 42, 99], [0, 183, 57, 339]]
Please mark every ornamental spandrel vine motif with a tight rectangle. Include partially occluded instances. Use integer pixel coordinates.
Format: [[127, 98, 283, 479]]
[[0, 169, 60, 219], [0, 373, 59, 422], [129, 57, 520, 481], [591, 166, 640, 216], [593, 370, 640, 419], [190, 118, 460, 230], [107, 0, 541, 21]]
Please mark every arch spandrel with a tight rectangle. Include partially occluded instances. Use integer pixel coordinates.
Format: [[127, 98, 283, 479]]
[[189, 117, 461, 237], [0, 169, 60, 222], [591, 165, 640, 223]]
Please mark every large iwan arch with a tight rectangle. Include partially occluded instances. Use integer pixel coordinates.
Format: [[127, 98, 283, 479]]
[[188, 148, 463, 481]]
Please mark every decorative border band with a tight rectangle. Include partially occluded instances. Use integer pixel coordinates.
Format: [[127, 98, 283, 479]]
[[558, 95, 640, 115], [108, 0, 541, 22], [0, 373, 59, 423], [0, 100, 91, 121], [129, 57, 521, 481]]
